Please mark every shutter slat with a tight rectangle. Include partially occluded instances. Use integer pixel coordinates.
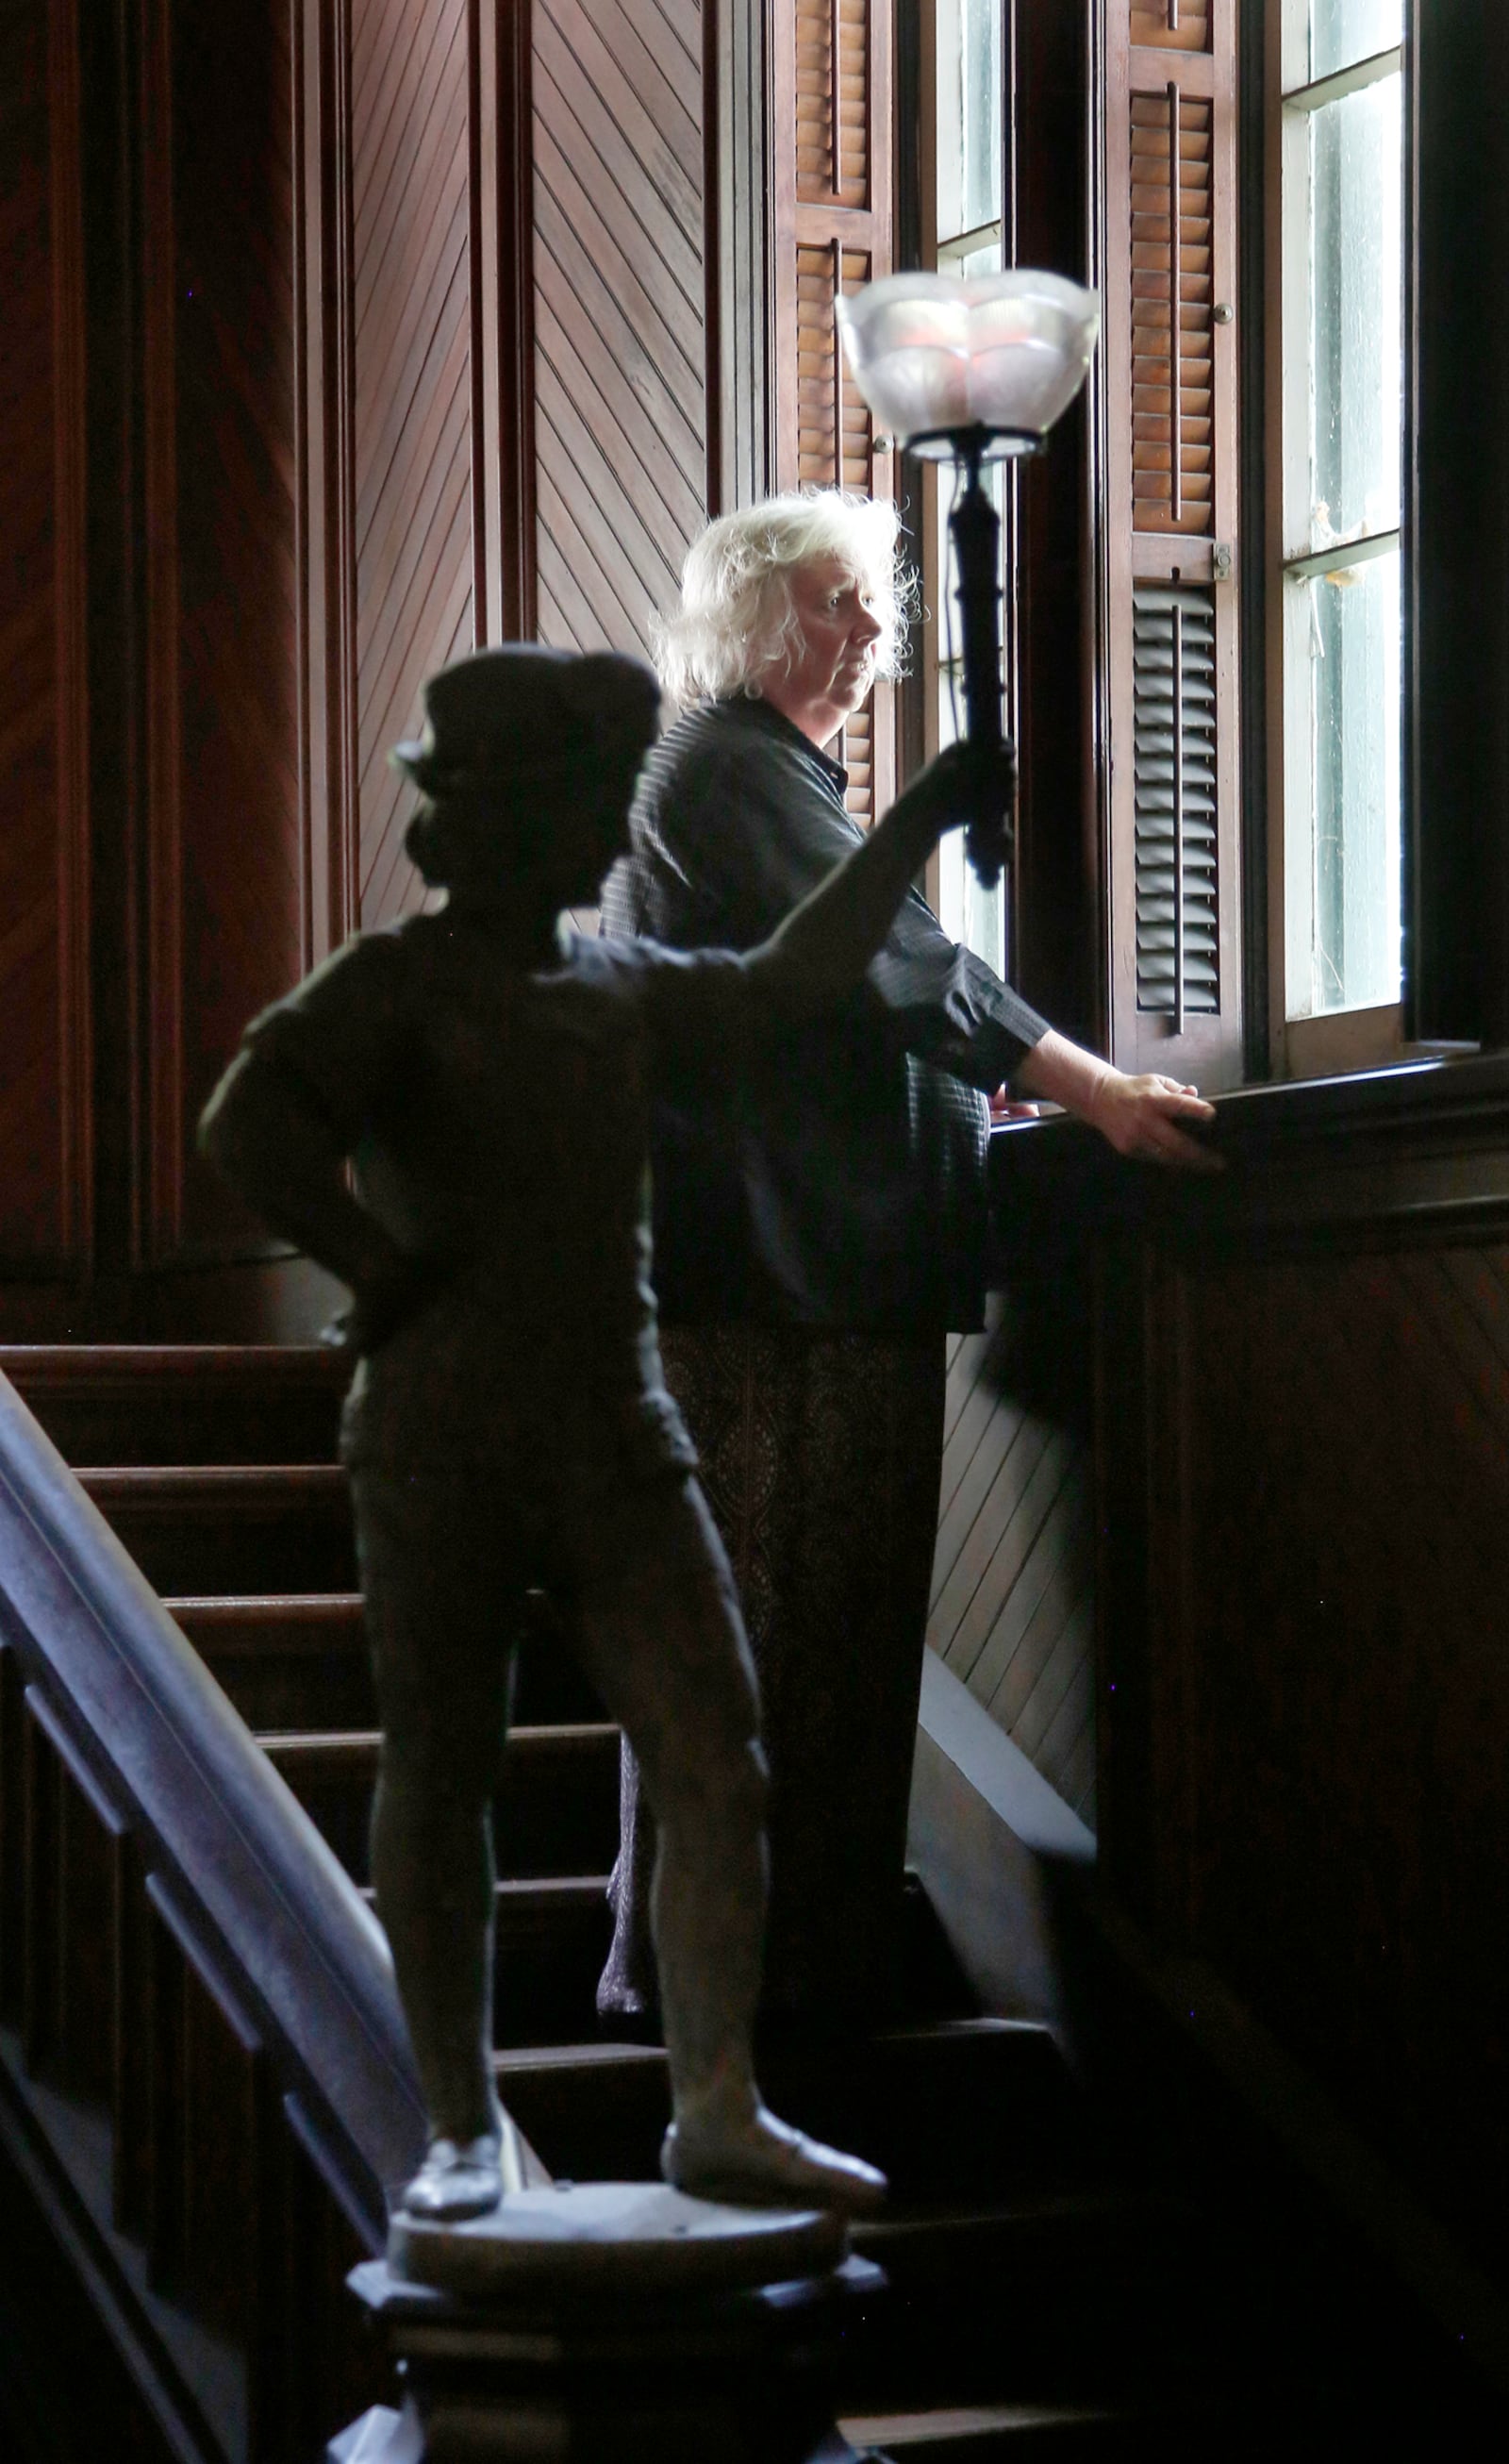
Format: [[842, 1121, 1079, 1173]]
[[1134, 582, 1220, 1016]]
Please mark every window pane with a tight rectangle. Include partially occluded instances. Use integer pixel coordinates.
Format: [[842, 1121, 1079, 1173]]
[[1306, 74, 1402, 549], [937, 0, 1001, 243], [1302, 547, 1402, 1011], [1308, 0, 1402, 83]]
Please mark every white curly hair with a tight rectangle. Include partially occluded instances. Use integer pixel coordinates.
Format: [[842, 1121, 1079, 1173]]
[[653, 488, 915, 709]]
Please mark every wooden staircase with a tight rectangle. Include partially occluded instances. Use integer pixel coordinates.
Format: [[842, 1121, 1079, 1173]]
[[0, 1343, 1245, 2460]]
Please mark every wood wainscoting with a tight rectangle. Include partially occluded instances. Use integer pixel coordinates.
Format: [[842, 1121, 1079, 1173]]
[[998, 1055, 1509, 2292]]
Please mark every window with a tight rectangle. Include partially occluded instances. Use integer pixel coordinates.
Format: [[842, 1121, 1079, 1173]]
[[1275, 2, 1404, 1056]]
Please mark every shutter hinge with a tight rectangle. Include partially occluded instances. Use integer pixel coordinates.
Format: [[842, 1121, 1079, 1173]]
[[1212, 543, 1233, 582]]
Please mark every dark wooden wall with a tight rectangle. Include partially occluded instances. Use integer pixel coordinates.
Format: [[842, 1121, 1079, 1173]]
[[531, 0, 707, 656], [0, 0, 709, 1335], [351, 0, 477, 928], [1004, 1058, 1509, 2281], [929, 1307, 1097, 1829], [0, 0, 88, 1284]]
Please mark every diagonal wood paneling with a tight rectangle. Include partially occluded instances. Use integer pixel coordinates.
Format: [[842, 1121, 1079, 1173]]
[[1152, 1234, 1509, 2268], [352, 0, 475, 926], [928, 1299, 1098, 1827], [169, 0, 306, 1251], [0, 0, 87, 1273], [532, 0, 707, 658]]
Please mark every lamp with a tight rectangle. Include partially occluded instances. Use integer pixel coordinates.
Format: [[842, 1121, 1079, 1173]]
[[837, 270, 1100, 887]]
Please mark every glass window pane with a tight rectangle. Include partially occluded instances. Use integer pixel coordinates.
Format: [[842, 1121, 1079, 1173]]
[[1308, 0, 1401, 83], [1306, 72, 1401, 549], [1302, 547, 1402, 1011], [937, 0, 1001, 243]]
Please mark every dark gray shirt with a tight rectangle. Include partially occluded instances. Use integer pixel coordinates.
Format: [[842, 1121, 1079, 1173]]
[[602, 696, 1048, 1332]]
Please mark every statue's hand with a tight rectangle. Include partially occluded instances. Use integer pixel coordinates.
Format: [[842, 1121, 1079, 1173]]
[[323, 1253, 447, 1356], [892, 736, 1018, 844]]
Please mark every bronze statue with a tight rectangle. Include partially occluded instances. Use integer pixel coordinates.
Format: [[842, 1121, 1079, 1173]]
[[200, 644, 1003, 2226]]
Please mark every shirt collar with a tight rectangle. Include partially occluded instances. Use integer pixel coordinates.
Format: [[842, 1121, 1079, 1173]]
[[708, 693, 851, 801]]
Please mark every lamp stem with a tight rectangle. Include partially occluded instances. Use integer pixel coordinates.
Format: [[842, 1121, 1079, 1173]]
[[949, 437, 1013, 890]]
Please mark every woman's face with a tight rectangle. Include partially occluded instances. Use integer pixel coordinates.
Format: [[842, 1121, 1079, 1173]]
[[774, 557, 884, 720]]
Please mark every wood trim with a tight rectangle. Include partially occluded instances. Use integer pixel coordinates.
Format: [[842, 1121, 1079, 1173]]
[[1103, 0, 1243, 1088], [711, 0, 776, 510], [473, 0, 537, 641], [300, 0, 360, 961], [49, 0, 92, 1270], [139, 0, 183, 1265], [702, 0, 723, 517]]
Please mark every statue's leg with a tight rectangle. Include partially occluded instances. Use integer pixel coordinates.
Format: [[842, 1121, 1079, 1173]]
[[568, 1473, 886, 2212], [353, 1461, 514, 2216]]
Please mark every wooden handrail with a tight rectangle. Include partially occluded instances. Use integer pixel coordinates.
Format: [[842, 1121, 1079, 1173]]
[[0, 1367, 426, 2238]]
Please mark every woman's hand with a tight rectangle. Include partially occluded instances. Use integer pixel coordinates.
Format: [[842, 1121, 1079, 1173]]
[[1081, 1070, 1220, 1171], [1013, 1031, 1221, 1173]]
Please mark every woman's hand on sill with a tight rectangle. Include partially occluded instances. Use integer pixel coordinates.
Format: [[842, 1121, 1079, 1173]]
[[1014, 1030, 1223, 1174]]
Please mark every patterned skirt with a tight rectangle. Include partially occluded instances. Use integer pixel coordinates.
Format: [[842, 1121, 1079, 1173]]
[[595, 1322, 947, 2032]]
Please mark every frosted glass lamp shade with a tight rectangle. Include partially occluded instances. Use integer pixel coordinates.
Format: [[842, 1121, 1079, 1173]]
[[836, 269, 1100, 458]]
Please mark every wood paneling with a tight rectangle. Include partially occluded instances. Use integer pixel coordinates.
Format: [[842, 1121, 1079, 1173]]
[[1141, 1235, 1509, 2272], [0, 0, 89, 1274], [1040, 1055, 1509, 2280], [928, 1302, 1097, 1828], [351, 0, 476, 928], [531, 0, 708, 660], [165, 0, 307, 1253]]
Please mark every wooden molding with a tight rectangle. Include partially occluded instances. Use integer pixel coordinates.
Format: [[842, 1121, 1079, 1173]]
[[472, 0, 537, 643], [299, 0, 359, 961], [711, 0, 776, 510], [49, 0, 92, 1271], [138, 0, 184, 1266]]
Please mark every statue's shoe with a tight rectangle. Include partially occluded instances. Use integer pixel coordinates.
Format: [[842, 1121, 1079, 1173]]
[[661, 2107, 887, 2216], [399, 2135, 505, 2223]]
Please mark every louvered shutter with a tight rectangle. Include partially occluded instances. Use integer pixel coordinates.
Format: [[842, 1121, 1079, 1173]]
[[772, 0, 893, 822], [1103, 0, 1242, 1084]]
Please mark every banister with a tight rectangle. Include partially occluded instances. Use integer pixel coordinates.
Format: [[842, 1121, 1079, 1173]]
[[0, 1368, 541, 2244]]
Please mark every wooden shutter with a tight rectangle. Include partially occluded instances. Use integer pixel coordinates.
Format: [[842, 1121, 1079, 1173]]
[[1103, 0, 1242, 1084], [772, 0, 893, 822]]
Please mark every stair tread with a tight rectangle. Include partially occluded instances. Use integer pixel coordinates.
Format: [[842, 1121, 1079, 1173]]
[[840, 2402, 1124, 2444], [258, 1722, 617, 1757], [0, 1343, 345, 1380], [79, 1464, 349, 1490], [166, 1591, 363, 1617]]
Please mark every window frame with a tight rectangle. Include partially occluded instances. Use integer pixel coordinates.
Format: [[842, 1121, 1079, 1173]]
[[1264, 0, 1408, 1080]]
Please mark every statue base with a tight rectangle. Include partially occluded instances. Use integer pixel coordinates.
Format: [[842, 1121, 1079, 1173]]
[[328, 2184, 881, 2464]]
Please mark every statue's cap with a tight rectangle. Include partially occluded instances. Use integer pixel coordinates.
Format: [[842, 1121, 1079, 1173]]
[[390, 645, 661, 798]]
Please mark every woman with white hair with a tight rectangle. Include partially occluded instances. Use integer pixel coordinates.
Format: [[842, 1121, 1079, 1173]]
[[596, 488, 1214, 2035]]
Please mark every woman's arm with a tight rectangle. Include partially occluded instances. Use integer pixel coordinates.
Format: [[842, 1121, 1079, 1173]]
[[1013, 1029, 1219, 1171]]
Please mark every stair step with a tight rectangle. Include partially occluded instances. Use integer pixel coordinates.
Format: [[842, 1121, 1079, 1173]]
[[839, 2402, 1126, 2457], [168, 1594, 375, 1731], [79, 1465, 357, 1593], [167, 1592, 606, 1733], [363, 1876, 613, 2048], [493, 2041, 672, 2185], [1, 1344, 346, 1465], [261, 1723, 621, 1882], [759, 2019, 1100, 2206], [483, 2021, 1097, 2203]]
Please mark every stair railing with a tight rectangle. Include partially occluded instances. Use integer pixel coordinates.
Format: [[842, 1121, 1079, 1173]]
[[0, 1367, 540, 2462]]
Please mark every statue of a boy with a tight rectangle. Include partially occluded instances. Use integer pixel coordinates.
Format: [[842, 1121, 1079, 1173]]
[[201, 644, 1005, 2226]]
